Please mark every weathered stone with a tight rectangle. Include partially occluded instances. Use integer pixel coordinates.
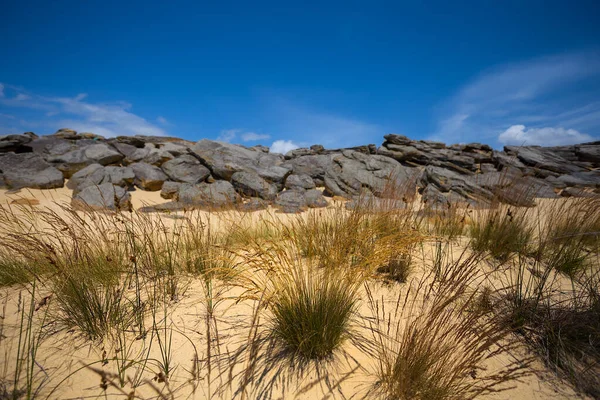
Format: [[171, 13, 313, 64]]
[[0, 133, 35, 153], [67, 164, 106, 191], [284, 174, 316, 190], [67, 164, 134, 193], [561, 187, 598, 198], [160, 181, 182, 199], [0, 153, 64, 189], [504, 146, 583, 174], [422, 166, 493, 202], [71, 183, 131, 211], [178, 181, 240, 207], [191, 140, 291, 184], [383, 134, 412, 146], [556, 171, 600, 187], [275, 190, 307, 213], [231, 171, 278, 200], [282, 155, 333, 180], [47, 143, 124, 177], [324, 151, 418, 198], [305, 189, 328, 208], [575, 144, 600, 163], [103, 166, 135, 187], [161, 155, 210, 184], [130, 162, 168, 191]]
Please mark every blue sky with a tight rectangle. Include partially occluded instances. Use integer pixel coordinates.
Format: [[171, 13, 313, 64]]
[[1, 0, 599, 152]]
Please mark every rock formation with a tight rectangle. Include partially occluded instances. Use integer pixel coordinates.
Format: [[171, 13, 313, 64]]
[[0, 129, 598, 211]]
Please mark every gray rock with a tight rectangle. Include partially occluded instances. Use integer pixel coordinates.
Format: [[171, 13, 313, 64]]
[[231, 171, 278, 200], [103, 166, 135, 187], [160, 181, 182, 199], [0, 153, 64, 189], [178, 180, 240, 207], [575, 144, 600, 163], [282, 154, 333, 181], [480, 163, 497, 174], [561, 187, 598, 198], [130, 162, 168, 191], [382, 144, 430, 163], [504, 146, 583, 174], [383, 134, 412, 146], [161, 155, 210, 184], [0, 133, 35, 153], [324, 151, 418, 199], [67, 164, 135, 193], [275, 190, 307, 213], [305, 189, 328, 208], [284, 174, 316, 190], [71, 183, 131, 211], [67, 164, 106, 191], [191, 139, 290, 183], [422, 166, 493, 203], [47, 143, 124, 177], [556, 170, 600, 187]]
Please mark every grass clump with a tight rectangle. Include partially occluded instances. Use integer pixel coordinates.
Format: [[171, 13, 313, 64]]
[[369, 253, 526, 400], [535, 197, 600, 277], [270, 270, 357, 359], [470, 205, 533, 261]]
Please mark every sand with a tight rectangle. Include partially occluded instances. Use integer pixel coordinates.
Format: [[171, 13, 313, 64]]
[[0, 187, 593, 399]]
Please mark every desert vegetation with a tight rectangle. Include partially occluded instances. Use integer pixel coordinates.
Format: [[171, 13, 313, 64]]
[[0, 187, 598, 400]]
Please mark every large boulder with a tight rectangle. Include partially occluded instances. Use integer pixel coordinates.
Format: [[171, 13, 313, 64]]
[[323, 150, 418, 198], [284, 173, 316, 190], [504, 146, 583, 175], [178, 180, 240, 207], [556, 171, 600, 187], [66, 164, 106, 191], [0, 133, 36, 153], [71, 183, 131, 211], [421, 166, 493, 203], [231, 171, 278, 200], [191, 140, 291, 183], [275, 189, 308, 213], [47, 143, 124, 177], [67, 164, 135, 193], [575, 143, 600, 164], [103, 166, 135, 187], [0, 153, 64, 189], [160, 181, 182, 199], [305, 189, 328, 208], [282, 154, 333, 185], [161, 155, 210, 184], [130, 162, 168, 191]]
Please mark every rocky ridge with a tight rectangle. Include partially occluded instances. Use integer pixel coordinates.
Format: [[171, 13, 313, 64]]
[[0, 128, 598, 212]]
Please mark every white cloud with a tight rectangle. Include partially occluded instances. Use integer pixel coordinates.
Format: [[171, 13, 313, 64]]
[[156, 116, 168, 125], [498, 125, 593, 147], [241, 132, 270, 142], [0, 84, 167, 137], [0, 83, 4, 97], [216, 129, 270, 143], [433, 51, 600, 146], [270, 139, 299, 154], [217, 129, 239, 142]]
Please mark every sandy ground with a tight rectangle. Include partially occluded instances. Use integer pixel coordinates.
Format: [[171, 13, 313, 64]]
[[0, 187, 593, 399]]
